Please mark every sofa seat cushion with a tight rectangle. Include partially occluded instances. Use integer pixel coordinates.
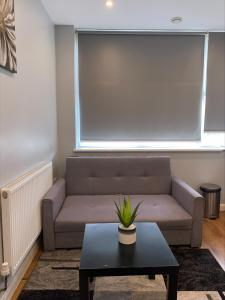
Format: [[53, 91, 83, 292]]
[[55, 195, 120, 233], [55, 194, 192, 233], [130, 195, 192, 230]]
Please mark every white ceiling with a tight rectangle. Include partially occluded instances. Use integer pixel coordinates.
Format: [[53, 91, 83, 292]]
[[41, 0, 225, 31]]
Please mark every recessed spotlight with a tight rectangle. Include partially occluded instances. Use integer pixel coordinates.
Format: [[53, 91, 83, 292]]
[[171, 16, 183, 24], [106, 0, 114, 8]]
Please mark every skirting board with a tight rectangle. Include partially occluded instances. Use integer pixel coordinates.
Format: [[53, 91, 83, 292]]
[[0, 239, 40, 300], [220, 203, 225, 211]]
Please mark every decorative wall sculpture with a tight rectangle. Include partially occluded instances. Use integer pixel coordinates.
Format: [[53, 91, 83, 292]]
[[0, 0, 17, 73]]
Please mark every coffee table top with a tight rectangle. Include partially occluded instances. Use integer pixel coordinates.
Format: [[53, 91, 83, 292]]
[[80, 223, 179, 273]]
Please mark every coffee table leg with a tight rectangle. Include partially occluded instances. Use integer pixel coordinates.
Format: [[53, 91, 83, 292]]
[[79, 271, 90, 300], [166, 271, 178, 300]]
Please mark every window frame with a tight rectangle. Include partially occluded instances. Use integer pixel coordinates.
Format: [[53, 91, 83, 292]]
[[74, 30, 224, 151]]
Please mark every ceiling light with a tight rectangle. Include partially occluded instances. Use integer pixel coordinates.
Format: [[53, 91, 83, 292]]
[[171, 16, 183, 24], [106, 0, 114, 8]]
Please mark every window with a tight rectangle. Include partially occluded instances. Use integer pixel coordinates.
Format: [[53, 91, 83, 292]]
[[205, 33, 225, 131], [75, 32, 224, 150]]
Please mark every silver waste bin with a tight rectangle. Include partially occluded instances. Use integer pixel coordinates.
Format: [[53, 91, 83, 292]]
[[200, 183, 221, 219]]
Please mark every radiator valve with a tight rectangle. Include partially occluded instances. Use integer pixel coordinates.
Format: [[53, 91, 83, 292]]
[[1, 262, 9, 277], [0, 262, 10, 291]]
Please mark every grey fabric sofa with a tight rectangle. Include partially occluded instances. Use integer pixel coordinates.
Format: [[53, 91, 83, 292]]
[[42, 156, 204, 251]]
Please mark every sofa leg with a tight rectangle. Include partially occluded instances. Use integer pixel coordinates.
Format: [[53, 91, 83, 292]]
[[191, 240, 202, 248]]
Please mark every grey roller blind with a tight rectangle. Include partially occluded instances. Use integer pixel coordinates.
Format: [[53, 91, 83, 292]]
[[205, 33, 225, 131], [78, 33, 205, 141]]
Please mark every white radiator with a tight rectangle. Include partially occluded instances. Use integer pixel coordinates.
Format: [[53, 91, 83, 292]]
[[1, 162, 53, 275]]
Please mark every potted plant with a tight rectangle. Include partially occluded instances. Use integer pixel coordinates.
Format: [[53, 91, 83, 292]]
[[115, 196, 141, 245]]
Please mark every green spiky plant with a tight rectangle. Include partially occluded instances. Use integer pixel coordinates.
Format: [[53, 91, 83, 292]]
[[115, 196, 141, 228]]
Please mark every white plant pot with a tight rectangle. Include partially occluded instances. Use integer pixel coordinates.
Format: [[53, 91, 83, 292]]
[[118, 224, 136, 245]]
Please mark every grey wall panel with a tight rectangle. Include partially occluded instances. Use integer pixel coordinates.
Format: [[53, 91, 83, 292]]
[[55, 25, 75, 176]]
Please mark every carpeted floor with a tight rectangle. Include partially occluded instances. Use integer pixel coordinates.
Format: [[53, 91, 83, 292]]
[[18, 248, 225, 300], [172, 248, 225, 292]]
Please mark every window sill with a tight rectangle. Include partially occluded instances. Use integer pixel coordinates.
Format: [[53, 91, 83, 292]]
[[74, 132, 225, 152], [74, 146, 225, 153]]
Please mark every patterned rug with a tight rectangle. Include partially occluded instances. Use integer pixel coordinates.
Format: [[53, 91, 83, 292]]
[[18, 248, 225, 300]]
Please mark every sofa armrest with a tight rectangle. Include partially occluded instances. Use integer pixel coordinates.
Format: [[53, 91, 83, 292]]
[[42, 178, 65, 250], [172, 177, 204, 247]]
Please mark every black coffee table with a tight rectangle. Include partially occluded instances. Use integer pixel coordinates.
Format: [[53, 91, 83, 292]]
[[79, 222, 179, 300]]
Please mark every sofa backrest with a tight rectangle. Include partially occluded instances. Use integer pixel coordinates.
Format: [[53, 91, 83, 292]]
[[66, 156, 171, 196]]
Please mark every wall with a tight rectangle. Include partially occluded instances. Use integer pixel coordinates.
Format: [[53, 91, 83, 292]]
[[55, 25, 75, 176], [0, 0, 57, 285], [55, 26, 225, 203]]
